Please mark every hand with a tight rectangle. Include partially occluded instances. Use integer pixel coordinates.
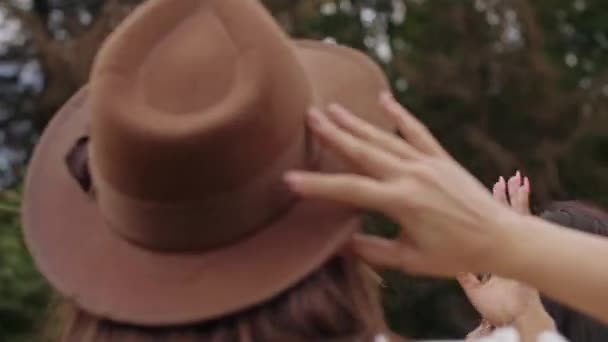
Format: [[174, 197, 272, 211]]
[[285, 92, 519, 277], [465, 320, 493, 340], [492, 172, 530, 215], [460, 173, 542, 330], [459, 273, 541, 327]]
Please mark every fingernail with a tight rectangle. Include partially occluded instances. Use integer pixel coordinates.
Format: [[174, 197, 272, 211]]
[[379, 91, 393, 103], [284, 171, 302, 185], [499, 176, 505, 185], [327, 103, 349, 121], [350, 234, 367, 247], [516, 170, 522, 184], [308, 108, 324, 129], [524, 177, 530, 192], [328, 102, 345, 112]]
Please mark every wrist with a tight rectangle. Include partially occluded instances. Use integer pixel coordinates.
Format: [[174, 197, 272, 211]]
[[483, 209, 529, 275], [513, 301, 556, 342]]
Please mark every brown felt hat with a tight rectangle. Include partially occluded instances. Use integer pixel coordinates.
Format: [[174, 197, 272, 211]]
[[22, 0, 393, 326]]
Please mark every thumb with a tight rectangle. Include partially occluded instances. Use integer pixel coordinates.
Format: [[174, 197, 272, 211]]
[[350, 234, 405, 270], [350, 234, 427, 274], [457, 273, 485, 302], [457, 273, 482, 289]]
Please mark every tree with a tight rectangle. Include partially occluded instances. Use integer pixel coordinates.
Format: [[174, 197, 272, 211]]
[[0, 189, 49, 342], [1, 0, 608, 340]]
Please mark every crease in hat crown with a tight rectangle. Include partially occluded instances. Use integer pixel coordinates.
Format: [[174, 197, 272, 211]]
[[85, 0, 318, 251]]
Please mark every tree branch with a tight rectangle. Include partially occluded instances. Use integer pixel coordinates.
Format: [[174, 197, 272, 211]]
[[10, 0, 141, 124], [464, 126, 520, 174]]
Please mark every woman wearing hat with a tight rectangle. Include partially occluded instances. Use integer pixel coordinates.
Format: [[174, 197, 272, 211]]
[[22, 0, 568, 341]]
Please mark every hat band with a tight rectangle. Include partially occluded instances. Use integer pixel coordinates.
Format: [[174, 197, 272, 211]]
[[66, 127, 321, 252]]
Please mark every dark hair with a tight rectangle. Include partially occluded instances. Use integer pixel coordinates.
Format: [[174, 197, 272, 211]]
[[49, 256, 395, 342], [539, 201, 608, 342]]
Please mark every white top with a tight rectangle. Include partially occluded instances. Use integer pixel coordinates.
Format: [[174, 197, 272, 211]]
[[373, 327, 568, 342], [474, 327, 568, 342]]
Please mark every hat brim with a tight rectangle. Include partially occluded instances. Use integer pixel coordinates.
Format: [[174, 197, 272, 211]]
[[22, 40, 392, 325]]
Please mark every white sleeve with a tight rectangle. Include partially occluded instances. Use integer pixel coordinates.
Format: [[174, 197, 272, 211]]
[[473, 327, 569, 342], [475, 327, 519, 342], [537, 331, 569, 342]]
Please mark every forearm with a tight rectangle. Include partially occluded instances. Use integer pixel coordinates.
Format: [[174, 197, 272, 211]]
[[496, 214, 608, 324]]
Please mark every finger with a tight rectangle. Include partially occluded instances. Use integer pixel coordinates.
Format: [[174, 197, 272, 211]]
[[350, 234, 430, 275], [492, 177, 508, 206], [467, 324, 493, 339], [458, 275, 489, 311], [308, 108, 404, 179], [466, 326, 484, 340], [362, 264, 386, 287], [507, 171, 522, 206], [379, 91, 449, 158], [349, 234, 407, 270], [326, 103, 422, 160], [513, 177, 531, 215], [285, 171, 390, 212], [457, 273, 482, 290]]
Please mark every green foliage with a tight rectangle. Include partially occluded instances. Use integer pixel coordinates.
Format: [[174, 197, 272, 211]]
[[1, 0, 608, 340], [0, 190, 51, 342]]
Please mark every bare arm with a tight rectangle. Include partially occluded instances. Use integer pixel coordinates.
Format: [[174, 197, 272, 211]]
[[499, 214, 608, 325], [284, 91, 607, 334]]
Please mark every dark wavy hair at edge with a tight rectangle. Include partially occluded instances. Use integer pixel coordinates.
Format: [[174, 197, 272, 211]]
[[539, 201, 608, 342], [44, 255, 402, 342]]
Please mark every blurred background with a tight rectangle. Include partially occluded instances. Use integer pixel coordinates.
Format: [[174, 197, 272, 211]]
[[1, 0, 607, 340]]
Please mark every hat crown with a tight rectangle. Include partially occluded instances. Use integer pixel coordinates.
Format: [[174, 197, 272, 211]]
[[138, 5, 239, 114], [87, 0, 316, 250]]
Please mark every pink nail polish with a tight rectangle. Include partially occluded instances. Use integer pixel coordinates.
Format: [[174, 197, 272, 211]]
[[524, 177, 531, 192], [516, 170, 522, 184], [499, 176, 506, 185]]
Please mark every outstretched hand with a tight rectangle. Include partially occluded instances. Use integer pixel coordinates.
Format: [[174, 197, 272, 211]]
[[460, 173, 547, 337], [285, 92, 519, 277]]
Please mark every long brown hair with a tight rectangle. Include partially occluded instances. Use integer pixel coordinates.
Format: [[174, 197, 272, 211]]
[[48, 255, 393, 342]]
